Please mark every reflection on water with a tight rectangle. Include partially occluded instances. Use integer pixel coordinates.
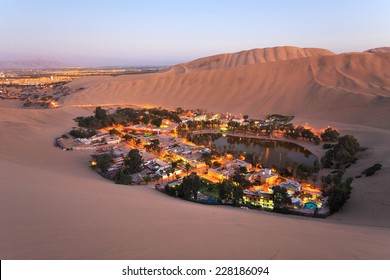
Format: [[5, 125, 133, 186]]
[[192, 134, 316, 167], [265, 147, 269, 161]]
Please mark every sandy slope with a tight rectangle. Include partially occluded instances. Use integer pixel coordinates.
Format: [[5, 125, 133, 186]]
[[1, 46, 390, 259], [175, 46, 334, 71], [0, 107, 389, 259], [65, 47, 390, 129]]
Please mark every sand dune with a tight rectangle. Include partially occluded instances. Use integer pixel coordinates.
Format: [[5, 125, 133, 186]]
[[1, 46, 390, 259], [0, 107, 389, 260], [65, 47, 390, 128], [175, 46, 334, 72], [365, 47, 390, 54]]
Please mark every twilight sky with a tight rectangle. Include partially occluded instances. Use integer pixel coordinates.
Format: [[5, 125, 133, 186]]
[[1, 0, 389, 66]]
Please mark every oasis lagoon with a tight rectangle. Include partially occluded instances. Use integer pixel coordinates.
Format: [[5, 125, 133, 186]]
[[190, 133, 317, 168]]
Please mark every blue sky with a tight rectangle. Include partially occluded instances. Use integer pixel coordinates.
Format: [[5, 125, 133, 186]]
[[1, 0, 389, 66]]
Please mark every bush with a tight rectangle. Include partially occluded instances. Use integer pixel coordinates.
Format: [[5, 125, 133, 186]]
[[92, 153, 112, 173], [313, 136, 321, 145], [362, 163, 382, 177], [165, 185, 177, 196], [114, 169, 132, 185], [321, 135, 360, 168], [323, 143, 334, 149], [327, 177, 353, 214], [321, 127, 339, 142], [69, 129, 96, 138]]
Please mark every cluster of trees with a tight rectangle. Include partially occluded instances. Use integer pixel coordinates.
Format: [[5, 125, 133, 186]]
[[226, 120, 273, 136], [91, 149, 144, 185], [91, 153, 112, 173], [116, 107, 181, 126], [114, 169, 132, 185], [321, 135, 360, 168], [175, 172, 202, 200], [69, 128, 96, 138], [216, 170, 252, 205], [272, 186, 291, 208], [225, 117, 297, 138], [283, 124, 321, 144], [266, 114, 294, 123], [144, 139, 161, 154], [222, 119, 323, 143], [75, 107, 113, 130], [320, 134, 360, 213], [124, 134, 142, 146], [231, 170, 251, 188], [320, 127, 340, 142], [226, 114, 293, 135], [114, 150, 144, 184], [164, 172, 203, 199], [325, 177, 353, 214], [147, 108, 182, 123], [176, 119, 221, 137], [164, 173, 247, 205], [322, 167, 345, 188], [217, 179, 244, 205], [124, 149, 144, 174], [294, 162, 320, 181], [109, 128, 121, 136], [201, 152, 212, 168], [75, 106, 182, 131]]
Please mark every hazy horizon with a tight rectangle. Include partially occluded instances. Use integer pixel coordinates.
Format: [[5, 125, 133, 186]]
[[1, 0, 390, 67]]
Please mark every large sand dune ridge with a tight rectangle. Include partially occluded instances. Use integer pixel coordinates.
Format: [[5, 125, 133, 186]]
[[65, 47, 390, 128]]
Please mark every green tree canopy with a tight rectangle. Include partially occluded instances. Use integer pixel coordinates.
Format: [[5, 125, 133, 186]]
[[321, 127, 340, 142], [124, 149, 144, 174], [114, 169, 132, 185], [151, 117, 162, 127], [94, 106, 107, 120], [109, 128, 121, 136], [333, 135, 360, 165], [231, 170, 251, 189], [177, 172, 201, 200], [218, 179, 244, 205], [272, 186, 291, 207], [91, 153, 112, 173], [143, 175, 152, 184], [201, 152, 212, 167]]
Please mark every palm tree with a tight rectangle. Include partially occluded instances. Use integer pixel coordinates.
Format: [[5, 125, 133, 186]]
[[159, 169, 164, 184], [153, 174, 161, 184], [185, 162, 191, 175], [167, 169, 172, 182]]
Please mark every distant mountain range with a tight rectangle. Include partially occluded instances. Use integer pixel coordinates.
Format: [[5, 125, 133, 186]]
[[0, 59, 79, 70]]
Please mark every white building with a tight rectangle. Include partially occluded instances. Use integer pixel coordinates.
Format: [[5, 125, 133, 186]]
[[224, 159, 252, 172], [105, 136, 121, 145], [247, 168, 278, 184], [280, 180, 302, 195], [193, 114, 207, 121], [77, 138, 91, 145]]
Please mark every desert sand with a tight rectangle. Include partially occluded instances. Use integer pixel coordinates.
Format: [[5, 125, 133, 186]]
[[65, 46, 390, 129], [1, 47, 389, 259]]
